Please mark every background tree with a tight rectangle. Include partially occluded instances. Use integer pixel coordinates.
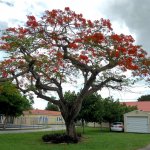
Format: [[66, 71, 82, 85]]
[[138, 94, 150, 101], [76, 95, 137, 130], [76, 93, 104, 131], [0, 82, 33, 129], [45, 102, 59, 111], [0, 7, 149, 139], [102, 97, 137, 128]]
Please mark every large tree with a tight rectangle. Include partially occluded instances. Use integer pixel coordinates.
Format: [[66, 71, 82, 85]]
[[0, 82, 32, 129], [0, 7, 149, 139]]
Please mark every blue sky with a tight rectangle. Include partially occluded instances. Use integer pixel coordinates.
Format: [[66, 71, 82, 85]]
[[0, 0, 149, 109]]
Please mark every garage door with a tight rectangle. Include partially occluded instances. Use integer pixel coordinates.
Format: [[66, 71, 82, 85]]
[[126, 116, 149, 133]]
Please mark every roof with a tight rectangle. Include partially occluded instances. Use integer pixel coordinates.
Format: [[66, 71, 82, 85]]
[[23, 109, 61, 116], [121, 101, 150, 112]]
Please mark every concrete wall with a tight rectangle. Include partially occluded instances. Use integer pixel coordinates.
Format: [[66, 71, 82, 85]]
[[87, 122, 109, 128]]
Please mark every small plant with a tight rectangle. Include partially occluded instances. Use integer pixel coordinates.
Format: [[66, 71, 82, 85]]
[[42, 133, 81, 144]]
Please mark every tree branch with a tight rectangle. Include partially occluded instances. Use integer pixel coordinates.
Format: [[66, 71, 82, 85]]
[[87, 77, 123, 96]]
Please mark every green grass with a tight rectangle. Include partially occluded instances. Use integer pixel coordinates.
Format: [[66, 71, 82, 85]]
[[0, 127, 150, 150]]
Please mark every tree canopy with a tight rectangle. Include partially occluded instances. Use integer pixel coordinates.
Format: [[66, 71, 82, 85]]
[[0, 7, 149, 139], [76, 93, 104, 124], [45, 102, 59, 111], [138, 94, 150, 101], [0, 82, 33, 128]]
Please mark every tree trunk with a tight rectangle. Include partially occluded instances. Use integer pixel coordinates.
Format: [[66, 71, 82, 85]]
[[81, 119, 85, 134], [109, 122, 111, 131], [65, 119, 77, 139], [59, 100, 83, 139], [3, 116, 8, 129]]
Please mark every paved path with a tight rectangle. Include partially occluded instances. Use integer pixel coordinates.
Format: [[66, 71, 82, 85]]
[[0, 125, 66, 134], [138, 144, 150, 150]]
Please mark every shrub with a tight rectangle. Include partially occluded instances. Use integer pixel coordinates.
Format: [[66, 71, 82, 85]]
[[42, 133, 81, 144]]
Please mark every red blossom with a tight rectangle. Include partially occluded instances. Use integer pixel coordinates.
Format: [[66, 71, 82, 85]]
[[6, 27, 16, 32], [56, 52, 63, 58], [128, 47, 137, 55], [117, 47, 126, 53], [65, 7, 70, 11], [87, 20, 94, 28], [111, 34, 122, 42], [26, 15, 38, 28], [74, 38, 82, 43], [138, 54, 145, 58], [53, 67, 58, 72], [84, 32, 104, 43], [1, 35, 11, 40], [79, 55, 89, 62], [0, 43, 11, 50], [101, 18, 112, 30], [115, 51, 120, 57], [18, 27, 28, 34], [2, 71, 8, 78], [69, 43, 78, 49], [26, 20, 38, 28]]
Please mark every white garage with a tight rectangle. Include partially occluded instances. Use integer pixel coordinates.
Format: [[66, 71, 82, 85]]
[[124, 110, 150, 133]]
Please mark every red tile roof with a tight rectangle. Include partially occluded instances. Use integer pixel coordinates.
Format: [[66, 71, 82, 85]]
[[121, 101, 150, 111], [23, 109, 61, 116]]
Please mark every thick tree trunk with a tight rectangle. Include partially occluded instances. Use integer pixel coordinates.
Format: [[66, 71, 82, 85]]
[[59, 100, 83, 139], [65, 119, 77, 139]]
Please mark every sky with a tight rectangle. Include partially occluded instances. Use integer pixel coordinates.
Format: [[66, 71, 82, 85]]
[[0, 0, 149, 109]]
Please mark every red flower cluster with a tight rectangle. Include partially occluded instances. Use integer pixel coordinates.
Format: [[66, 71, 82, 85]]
[[56, 52, 63, 59], [0, 43, 11, 50], [111, 34, 122, 42], [79, 54, 89, 62], [84, 32, 104, 44], [2, 71, 8, 78], [68, 43, 78, 49], [101, 18, 112, 30], [6, 27, 16, 32], [26, 15, 38, 28]]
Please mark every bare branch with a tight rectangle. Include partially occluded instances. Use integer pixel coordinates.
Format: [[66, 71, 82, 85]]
[[33, 90, 60, 106], [87, 77, 123, 96]]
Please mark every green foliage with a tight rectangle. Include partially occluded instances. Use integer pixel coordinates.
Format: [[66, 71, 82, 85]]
[[102, 97, 136, 123], [138, 94, 150, 101], [77, 93, 104, 123], [75, 93, 137, 124], [64, 91, 77, 103], [45, 102, 59, 111], [63, 91, 134, 124], [0, 82, 33, 117]]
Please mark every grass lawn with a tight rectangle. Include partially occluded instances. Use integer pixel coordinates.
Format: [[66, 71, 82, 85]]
[[0, 127, 150, 150]]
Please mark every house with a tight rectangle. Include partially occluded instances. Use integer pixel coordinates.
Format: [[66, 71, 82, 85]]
[[121, 101, 150, 111], [124, 110, 150, 133], [0, 109, 65, 127], [122, 101, 150, 133], [15, 109, 65, 126]]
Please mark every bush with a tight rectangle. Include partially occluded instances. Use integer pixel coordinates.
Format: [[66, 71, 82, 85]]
[[42, 133, 81, 144]]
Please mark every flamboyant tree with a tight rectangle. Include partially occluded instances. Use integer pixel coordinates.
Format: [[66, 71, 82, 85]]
[[0, 7, 149, 139]]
